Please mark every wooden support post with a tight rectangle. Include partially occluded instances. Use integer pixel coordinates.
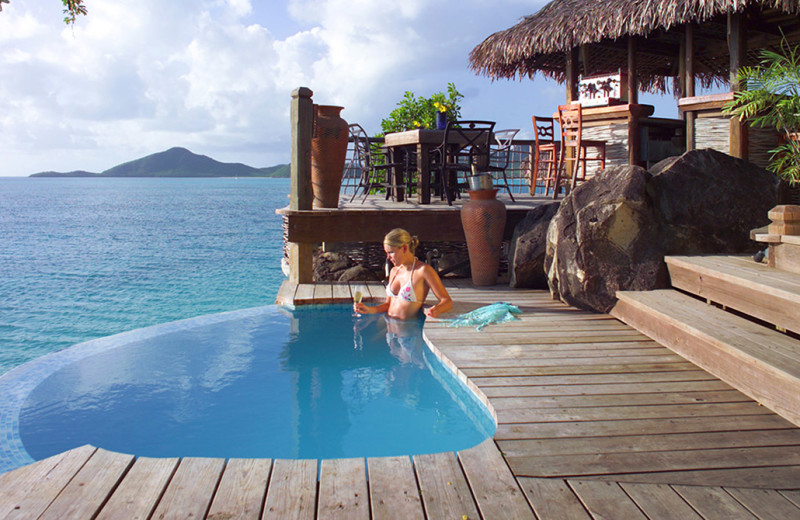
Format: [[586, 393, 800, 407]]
[[627, 36, 639, 165], [685, 24, 696, 152], [564, 48, 579, 186], [627, 36, 638, 105], [565, 48, 579, 104], [289, 87, 314, 284], [728, 12, 747, 159]]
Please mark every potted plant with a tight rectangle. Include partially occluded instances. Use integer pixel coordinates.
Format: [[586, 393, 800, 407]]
[[724, 34, 800, 200]]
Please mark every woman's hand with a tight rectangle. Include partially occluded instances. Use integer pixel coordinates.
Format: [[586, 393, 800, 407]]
[[354, 302, 370, 314]]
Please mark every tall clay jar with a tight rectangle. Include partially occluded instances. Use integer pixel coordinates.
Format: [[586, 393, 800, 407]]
[[311, 105, 348, 208], [461, 189, 506, 286]]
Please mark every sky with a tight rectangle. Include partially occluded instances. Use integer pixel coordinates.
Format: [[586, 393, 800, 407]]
[[0, 0, 682, 176]]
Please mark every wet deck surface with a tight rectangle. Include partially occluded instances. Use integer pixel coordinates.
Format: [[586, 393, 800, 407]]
[[3, 282, 800, 518]]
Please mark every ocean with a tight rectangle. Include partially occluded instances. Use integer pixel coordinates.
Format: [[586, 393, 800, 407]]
[[0, 177, 289, 375]]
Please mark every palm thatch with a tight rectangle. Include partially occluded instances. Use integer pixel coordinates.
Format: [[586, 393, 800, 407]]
[[470, 0, 800, 93]]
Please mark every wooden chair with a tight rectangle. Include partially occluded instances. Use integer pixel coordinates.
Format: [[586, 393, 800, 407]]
[[347, 124, 406, 203], [431, 120, 495, 205], [554, 104, 607, 199], [487, 129, 519, 201], [531, 116, 561, 197]]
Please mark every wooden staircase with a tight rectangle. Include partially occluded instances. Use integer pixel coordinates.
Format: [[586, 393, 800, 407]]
[[611, 254, 800, 427]]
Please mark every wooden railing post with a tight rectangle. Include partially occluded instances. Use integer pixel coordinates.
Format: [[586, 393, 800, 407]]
[[289, 87, 314, 284]]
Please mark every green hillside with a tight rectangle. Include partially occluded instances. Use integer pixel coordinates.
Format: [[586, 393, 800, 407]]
[[30, 147, 289, 178]]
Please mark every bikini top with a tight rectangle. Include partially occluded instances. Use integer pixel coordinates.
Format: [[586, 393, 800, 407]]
[[386, 260, 419, 302]]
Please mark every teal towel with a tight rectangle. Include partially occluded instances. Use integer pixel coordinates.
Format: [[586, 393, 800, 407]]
[[446, 302, 522, 331]]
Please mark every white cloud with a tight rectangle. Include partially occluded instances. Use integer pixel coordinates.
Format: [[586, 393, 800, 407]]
[[0, 0, 606, 176]]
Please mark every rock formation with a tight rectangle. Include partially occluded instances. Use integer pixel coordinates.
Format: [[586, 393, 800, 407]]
[[511, 150, 779, 313]]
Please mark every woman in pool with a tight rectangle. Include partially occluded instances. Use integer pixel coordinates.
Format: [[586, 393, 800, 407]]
[[354, 228, 452, 320]]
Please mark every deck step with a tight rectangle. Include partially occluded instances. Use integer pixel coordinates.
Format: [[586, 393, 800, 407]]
[[665, 255, 800, 335], [611, 289, 800, 427]]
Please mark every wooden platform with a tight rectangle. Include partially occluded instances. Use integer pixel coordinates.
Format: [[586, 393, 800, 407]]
[[4, 280, 800, 518], [613, 255, 800, 427]]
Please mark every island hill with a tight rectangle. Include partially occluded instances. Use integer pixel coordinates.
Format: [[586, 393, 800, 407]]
[[30, 147, 289, 178]]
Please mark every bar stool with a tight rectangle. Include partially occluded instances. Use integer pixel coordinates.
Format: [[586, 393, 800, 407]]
[[531, 116, 561, 197], [554, 104, 606, 198]]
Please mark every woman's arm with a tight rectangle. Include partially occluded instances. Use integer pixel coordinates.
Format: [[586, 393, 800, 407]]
[[422, 265, 452, 318]]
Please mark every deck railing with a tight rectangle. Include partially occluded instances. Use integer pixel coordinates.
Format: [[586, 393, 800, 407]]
[[340, 137, 535, 197]]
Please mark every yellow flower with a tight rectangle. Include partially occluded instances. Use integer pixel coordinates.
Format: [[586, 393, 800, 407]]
[[434, 101, 448, 113], [413, 120, 421, 128]]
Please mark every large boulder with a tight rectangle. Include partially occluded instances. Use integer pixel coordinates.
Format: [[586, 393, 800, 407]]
[[508, 202, 561, 288], [648, 149, 780, 253], [545, 165, 669, 312], [544, 149, 779, 313]]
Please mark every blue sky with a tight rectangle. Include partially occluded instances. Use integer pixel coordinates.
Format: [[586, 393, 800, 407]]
[[0, 0, 684, 176]]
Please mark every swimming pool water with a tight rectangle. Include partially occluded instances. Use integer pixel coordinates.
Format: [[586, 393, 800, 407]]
[[6, 305, 494, 467]]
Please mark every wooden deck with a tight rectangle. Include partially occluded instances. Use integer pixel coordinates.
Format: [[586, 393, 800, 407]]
[[3, 281, 800, 518]]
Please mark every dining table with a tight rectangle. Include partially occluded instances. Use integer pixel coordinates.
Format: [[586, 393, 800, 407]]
[[383, 128, 449, 205]]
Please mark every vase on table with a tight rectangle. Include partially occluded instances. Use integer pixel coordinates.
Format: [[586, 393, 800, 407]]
[[436, 111, 448, 130], [311, 105, 348, 208], [461, 189, 506, 286]]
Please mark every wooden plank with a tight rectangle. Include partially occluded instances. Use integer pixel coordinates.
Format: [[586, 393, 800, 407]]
[[275, 280, 297, 306], [38, 448, 134, 520], [413, 451, 480, 520], [466, 362, 699, 380], [96, 456, 178, 520], [317, 458, 369, 520], [313, 283, 333, 304], [263, 459, 317, 520], [673, 484, 758, 519], [331, 283, 352, 304], [619, 482, 703, 520], [666, 256, 800, 335], [491, 390, 748, 410], [568, 480, 647, 519], [517, 477, 591, 520], [508, 445, 800, 478], [457, 439, 535, 519], [726, 487, 800, 519], [495, 414, 796, 440], [484, 379, 732, 398], [206, 458, 272, 520], [779, 489, 800, 508], [578, 466, 800, 489], [2, 445, 97, 520], [367, 456, 424, 520], [0, 451, 81, 517], [498, 401, 769, 424], [499, 429, 800, 458], [293, 284, 315, 305], [150, 457, 225, 520]]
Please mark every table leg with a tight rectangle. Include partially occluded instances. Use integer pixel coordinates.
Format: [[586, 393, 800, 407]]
[[418, 144, 430, 204], [390, 148, 405, 202]]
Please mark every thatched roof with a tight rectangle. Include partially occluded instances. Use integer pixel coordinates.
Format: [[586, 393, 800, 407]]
[[470, 0, 800, 93]]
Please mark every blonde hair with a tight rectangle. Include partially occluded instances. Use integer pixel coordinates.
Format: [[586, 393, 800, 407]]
[[384, 228, 419, 254]]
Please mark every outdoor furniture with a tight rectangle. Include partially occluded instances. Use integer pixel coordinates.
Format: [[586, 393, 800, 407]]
[[431, 120, 496, 205], [347, 124, 406, 203], [487, 128, 519, 201], [554, 103, 607, 199], [382, 129, 443, 204], [531, 116, 561, 197]]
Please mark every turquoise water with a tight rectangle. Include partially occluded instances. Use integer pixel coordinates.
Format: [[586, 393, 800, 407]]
[[0, 177, 287, 375], [11, 305, 493, 463]]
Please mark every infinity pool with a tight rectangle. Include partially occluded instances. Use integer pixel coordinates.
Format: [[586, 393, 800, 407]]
[[0, 305, 494, 472]]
